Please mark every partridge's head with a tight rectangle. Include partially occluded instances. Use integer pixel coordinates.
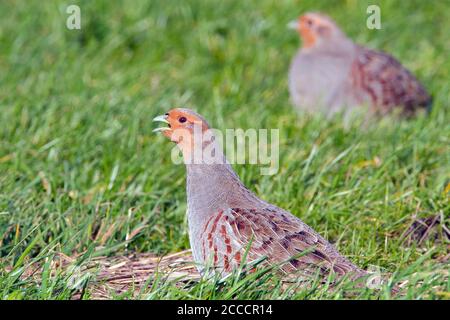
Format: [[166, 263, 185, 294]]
[[153, 108, 211, 154], [288, 12, 345, 49]]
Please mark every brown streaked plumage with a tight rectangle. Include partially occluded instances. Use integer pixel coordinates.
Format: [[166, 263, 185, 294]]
[[154, 108, 366, 282], [288, 12, 432, 116]]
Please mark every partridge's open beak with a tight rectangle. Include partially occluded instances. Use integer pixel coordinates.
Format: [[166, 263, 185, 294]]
[[287, 20, 300, 30], [152, 114, 171, 133]]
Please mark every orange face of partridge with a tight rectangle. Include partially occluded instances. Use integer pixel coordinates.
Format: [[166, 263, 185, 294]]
[[289, 13, 334, 49], [153, 108, 209, 154]]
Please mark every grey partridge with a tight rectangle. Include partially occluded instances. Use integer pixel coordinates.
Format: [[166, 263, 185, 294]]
[[154, 108, 366, 282], [288, 12, 432, 117]]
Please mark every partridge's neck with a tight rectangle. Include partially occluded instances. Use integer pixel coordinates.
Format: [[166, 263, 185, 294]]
[[185, 157, 264, 217], [305, 36, 355, 56]]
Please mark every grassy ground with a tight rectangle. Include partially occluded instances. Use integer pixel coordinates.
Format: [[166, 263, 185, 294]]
[[0, 0, 449, 299]]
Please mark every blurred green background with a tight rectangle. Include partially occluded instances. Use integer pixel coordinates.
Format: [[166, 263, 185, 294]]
[[0, 0, 448, 299]]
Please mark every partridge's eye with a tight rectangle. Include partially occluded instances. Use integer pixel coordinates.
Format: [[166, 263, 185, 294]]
[[306, 19, 314, 27], [179, 116, 187, 123]]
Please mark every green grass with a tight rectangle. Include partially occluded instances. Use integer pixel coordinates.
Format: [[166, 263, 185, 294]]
[[0, 0, 449, 299]]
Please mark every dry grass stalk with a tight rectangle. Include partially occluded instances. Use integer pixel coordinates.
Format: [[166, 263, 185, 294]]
[[14, 250, 200, 299]]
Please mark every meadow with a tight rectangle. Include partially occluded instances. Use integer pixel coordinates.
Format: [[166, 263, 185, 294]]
[[0, 0, 449, 299]]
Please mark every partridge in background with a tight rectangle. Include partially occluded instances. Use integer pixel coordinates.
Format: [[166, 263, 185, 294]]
[[288, 12, 432, 117], [154, 108, 366, 281]]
